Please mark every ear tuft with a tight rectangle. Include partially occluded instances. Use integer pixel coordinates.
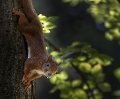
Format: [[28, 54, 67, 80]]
[[48, 55, 52, 61], [58, 62, 62, 66]]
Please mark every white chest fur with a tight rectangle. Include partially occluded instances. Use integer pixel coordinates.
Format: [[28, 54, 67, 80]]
[[31, 69, 44, 75]]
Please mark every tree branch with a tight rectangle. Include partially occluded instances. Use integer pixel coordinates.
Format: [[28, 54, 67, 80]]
[[44, 37, 60, 51]]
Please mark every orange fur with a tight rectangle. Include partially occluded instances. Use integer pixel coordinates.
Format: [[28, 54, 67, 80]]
[[13, 0, 60, 91]]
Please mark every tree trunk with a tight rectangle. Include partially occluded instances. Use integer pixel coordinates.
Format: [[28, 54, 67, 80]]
[[0, 0, 35, 98]]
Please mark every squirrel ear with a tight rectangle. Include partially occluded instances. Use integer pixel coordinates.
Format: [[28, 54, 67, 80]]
[[48, 55, 52, 60], [58, 62, 62, 66]]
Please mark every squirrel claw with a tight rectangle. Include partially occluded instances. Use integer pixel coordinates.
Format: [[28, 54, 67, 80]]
[[24, 83, 31, 91], [12, 8, 20, 15], [12, 8, 16, 14], [22, 79, 28, 85], [22, 79, 31, 91]]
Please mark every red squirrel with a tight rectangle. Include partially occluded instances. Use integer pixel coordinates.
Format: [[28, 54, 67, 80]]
[[13, 0, 61, 90]]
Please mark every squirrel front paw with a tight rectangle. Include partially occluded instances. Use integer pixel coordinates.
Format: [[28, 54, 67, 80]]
[[12, 8, 21, 15], [24, 83, 31, 91], [22, 77, 31, 91]]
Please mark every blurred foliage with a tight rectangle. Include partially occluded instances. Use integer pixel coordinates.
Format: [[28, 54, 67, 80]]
[[114, 68, 120, 80], [63, 0, 120, 41], [62, 0, 82, 6], [49, 42, 113, 99], [38, 1, 120, 99]]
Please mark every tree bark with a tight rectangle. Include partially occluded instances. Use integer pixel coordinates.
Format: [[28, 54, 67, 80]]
[[0, 0, 35, 98]]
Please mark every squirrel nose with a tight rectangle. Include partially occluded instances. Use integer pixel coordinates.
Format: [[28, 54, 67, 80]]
[[45, 73, 51, 79], [46, 76, 49, 79], [48, 73, 51, 76]]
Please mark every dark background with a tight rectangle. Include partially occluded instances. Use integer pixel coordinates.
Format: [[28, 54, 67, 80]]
[[32, 0, 120, 99]]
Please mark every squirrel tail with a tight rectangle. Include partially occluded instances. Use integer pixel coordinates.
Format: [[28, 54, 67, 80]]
[[20, 0, 38, 21]]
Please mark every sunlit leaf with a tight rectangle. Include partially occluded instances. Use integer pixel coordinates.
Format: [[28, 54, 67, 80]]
[[59, 71, 68, 80], [56, 58, 63, 63], [43, 28, 50, 33], [71, 42, 80, 47], [38, 14, 57, 34], [44, 22, 56, 29], [72, 79, 82, 88], [105, 22, 112, 28], [91, 64, 102, 74], [93, 90, 103, 99], [114, 68, 120, 80], [51, 51, 59, 56], [74, 88, 87, 99], [83, 84, 88, 90], [77, 56, 87, 61], [79, 62, 91, 73], [88, 58, 97, 65], [38, 14, 47, 22], [50, 75, 60, 84]]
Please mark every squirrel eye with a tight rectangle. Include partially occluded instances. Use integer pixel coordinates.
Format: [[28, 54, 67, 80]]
[[46, 63, 50, 67], [56, 71, 58, 74]]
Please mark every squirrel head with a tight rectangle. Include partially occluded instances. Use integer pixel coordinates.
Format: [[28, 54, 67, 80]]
[[42, 55, 61, 78]]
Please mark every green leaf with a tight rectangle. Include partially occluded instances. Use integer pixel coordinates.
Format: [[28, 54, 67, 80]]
[[114, 90, 120, 97], [98, 54, 113, 66], [93, 90, 103, 99], [51, 51, 59, 57], [59, 71, 68, 80], [83, 81, 95, 90], [43, 28, 50, 33], [105, 22, 112, 28], [94, 73, 105, 83], [38, 14, 57, 34], [79, 62, 91, 73], [38, 14, 47, 22], [57, 81, 71, 90], [56, 58, 63, 63], [71, 42, 80, 47], [98, 82, 111, 92], [74, 88, 87, 99], [70, 0, 81, 6], [44, 22, 56, 29], [50, 75, 60, 84], [88, 58, 97, 65], [77, 56, 87, 61], [60, 89, 73, 98], [72, 79, 82, 88], [72, 60, 79, 66], [87, 80, 95, 89], [105, 32, 114, 41], [114, 68, 120, 80], [91, 64, 102, 74]]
